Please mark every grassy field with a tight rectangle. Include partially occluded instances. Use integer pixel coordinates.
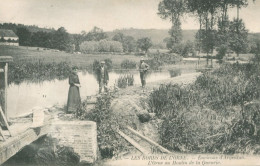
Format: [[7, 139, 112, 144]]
[[0, 45, 142, 69]]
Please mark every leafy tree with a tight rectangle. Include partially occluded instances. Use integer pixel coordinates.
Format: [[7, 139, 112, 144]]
[[31, 31, 53, 48], [137, 37, 153, 54], [124, 36, 137, 52], [229, 19, 248, 57], [85, 27, 108, 41], [158, 0, 186, 52], [52, 27, 73, 52], [112, 33, 137, 52], [16, 27, 32, 46]]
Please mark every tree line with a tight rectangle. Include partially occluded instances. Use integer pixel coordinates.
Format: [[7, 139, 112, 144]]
[[158, 0, 257, 63], [0, 23, 153, 53]]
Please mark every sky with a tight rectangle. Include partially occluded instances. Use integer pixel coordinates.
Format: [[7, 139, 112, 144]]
[[0, 0, 259, 33]]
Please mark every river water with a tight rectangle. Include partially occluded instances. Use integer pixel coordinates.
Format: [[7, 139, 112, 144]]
[[7, 69, 186, 118]]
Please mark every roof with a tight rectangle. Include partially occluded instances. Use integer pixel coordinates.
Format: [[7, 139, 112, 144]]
[[0, 29, 18, 38]]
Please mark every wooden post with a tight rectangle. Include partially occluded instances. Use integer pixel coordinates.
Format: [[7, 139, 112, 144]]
[[4, 62, 8, 121]]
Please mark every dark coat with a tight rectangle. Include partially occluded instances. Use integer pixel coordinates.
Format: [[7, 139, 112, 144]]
[[67, 73, 81, 113], [96, 65, 109, 83]]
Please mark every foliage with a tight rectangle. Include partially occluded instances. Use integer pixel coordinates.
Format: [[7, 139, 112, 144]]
[[112, 33, 137, 52], [52, 27, 74, 52], [8, 61, 72, 85], [158, 0, 186, 52], [16, 27, 32, 46], [137, 37, 153, 53], [80, 40, 123, 53], [84, 94, 131, 158], [120, 59, 136, 69], [172, 40, 195, 57], [117, 74, 134, 88], [228, 19, 249, 56], [216, 44, 228, 61], [149, 63, 260, 153], [84, 26, 108, 41]]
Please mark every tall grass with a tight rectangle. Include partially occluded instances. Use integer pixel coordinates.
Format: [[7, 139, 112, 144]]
[[117, 74, 134, 88], [80, 94, 132, 158], [7, 61, 71, 84], [149, 63, 260, 154]]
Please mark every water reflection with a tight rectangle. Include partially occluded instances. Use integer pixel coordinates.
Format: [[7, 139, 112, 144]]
[[7, 70, 176, 117]]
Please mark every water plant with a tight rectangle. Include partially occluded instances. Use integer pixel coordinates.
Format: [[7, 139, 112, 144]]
[[117, 74, 134, 88]]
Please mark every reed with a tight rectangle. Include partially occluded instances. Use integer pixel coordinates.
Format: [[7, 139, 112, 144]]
[[117, 74, 134, 88]]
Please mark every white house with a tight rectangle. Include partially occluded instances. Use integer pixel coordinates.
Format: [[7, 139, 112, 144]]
[[0, 29, 19, 46]]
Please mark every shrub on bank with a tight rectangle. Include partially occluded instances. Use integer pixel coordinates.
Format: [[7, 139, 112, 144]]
[[8, 61, 71, 84], [80, 40, 123, 53], [149, 63, 260, 154], [120, 59, 136, 69], [83, 94, 132, 158]]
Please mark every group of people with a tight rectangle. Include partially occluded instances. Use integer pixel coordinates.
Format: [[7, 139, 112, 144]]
[[66, 58, 149, 113]]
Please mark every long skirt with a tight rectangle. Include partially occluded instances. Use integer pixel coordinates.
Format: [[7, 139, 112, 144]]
[[67, 86, 81, 113]]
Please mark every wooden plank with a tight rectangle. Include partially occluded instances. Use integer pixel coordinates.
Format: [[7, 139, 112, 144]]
[[117, 129, 149, 154], [4, 63, 8, 120], [0, 127, 6, 141], [127, 126, 171, 154], [0, 107, 12, 136], [0, 124, 50, 165]]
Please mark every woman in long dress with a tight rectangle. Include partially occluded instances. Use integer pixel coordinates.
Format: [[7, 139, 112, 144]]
[[66, 66, 81, 113]]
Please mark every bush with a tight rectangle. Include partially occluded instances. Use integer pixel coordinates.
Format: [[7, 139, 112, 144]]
[[80, 41, 99, 53], [80, 40, 123, 53], [8, 61, 71, 85], [149, 63, 260, 153], [84, 94, 131, 158], [120, 60, 136, 69]]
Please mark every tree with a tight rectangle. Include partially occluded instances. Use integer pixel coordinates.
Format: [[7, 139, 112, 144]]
[[52, 27, 73, 52], [112, 33, 137, 52], [85, 27, 108, 41], [229, 19, 248, 57], [16, 27, 32, 46], [158, 0, 186, 52], [137, 37, 153, 53]]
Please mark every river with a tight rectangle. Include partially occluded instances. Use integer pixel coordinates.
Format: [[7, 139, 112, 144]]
[[7, 69, 186, 118]]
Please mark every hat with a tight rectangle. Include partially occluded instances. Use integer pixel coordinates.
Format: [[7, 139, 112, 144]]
[[101, 61, 105, 64], [140, 57, 145, 61]]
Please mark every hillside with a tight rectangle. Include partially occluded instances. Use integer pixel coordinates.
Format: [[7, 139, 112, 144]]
[[106, 29, 198, 45], [107, 28, 260, 46], [0, 23, 55, 34]]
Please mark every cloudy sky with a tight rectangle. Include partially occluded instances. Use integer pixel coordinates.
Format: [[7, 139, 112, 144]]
[[0, 0, 259, 33]]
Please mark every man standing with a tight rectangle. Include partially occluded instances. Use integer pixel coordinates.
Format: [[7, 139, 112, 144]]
[[139, 58, 149, 88], [97, 61, 109, 93]]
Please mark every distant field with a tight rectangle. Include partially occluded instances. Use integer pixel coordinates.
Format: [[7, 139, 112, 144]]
[[0, 45, 142, 69]]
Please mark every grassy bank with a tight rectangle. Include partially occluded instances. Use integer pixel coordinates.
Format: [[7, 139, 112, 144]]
[[149, 63, 260, 154], [0, 45, 141, 69]]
